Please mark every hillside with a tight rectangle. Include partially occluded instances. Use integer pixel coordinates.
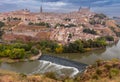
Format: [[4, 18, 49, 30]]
[[0, 9, 120, 44], [0, 69, 61, 82]]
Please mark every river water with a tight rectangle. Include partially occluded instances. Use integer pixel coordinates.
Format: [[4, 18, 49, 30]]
[[51, 40, 120, 65], [0, 40, 120, 77]]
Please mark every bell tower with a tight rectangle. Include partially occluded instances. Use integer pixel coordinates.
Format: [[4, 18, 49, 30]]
[[40, 5, 43, 13], [88, 0, 91, 10], [40, 0, 43, 13], [78, 6, 81, 12]]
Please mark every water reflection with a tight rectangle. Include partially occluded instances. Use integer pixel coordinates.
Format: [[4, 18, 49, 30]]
[[50, 40, 120, 64]]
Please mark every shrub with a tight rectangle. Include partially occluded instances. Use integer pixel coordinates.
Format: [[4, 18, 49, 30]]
[[31, 48, 39, 55], [83, 28, 97, 35], [105, 36, 114, 41], [92, 74, 99, 80], [96, 69, 102, 75], [39, 40, 58, 52], [28, 22, 33, 25], [45, 72, 57, 80], [55, 45, 63, 54], [3, 49, 12, 57], [109, 68, 120, 78], [9, 48, 26, 59], [19, 73, 27, 78], [12, 43, 32, 51], [64, 79, 74, 82], [94, 13, 107, 19], [0, 21, 5, 28], [104, 64, 112, 70], [0, 60, 2, 64]]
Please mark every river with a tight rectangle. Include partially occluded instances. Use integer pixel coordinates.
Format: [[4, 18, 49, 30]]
[[0, 40, 120, 78], [52, 40, 120, 65]]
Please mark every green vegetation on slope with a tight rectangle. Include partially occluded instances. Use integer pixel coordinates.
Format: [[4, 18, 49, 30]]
[[37, 37, 107, 54], [0, 43, 39, 60], [78, 59, 120, 82], [28, 22, 51, 28]]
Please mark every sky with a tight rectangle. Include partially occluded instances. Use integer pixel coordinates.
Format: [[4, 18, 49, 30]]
[[0, 0, 120, 17]]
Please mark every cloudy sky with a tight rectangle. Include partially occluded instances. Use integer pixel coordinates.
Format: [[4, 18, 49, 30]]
[[0, 0, 120, 17]]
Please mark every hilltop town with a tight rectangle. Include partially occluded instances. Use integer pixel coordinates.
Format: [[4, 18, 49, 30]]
[[0, 8, 120, 44]]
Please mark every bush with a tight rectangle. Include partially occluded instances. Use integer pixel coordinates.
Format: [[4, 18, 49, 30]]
[[19, 73, 27, 78], [63, 40, 84, 53], [28, 22, 34, 25], [12, 43, 32, 51], [3, 49, 12, 57], [9, 48, 26, 59], [105, 36, 114, 41], [92, 74, 99, 80], [0, 60, 2, 64], [31, 48, 39, 55], [94, 13, 107, 19], [0, 43, 35, 59], [83, 28, 97, 35], [109, 68, 120, 78], [55, 45, 63, 53], [29, 22, 51, 28], [96, 69, 102, 75], [45, 72, 57, 80], [64, 79, 74, 82], [0, 21, 5, 28], [39, 40, 58, 52]]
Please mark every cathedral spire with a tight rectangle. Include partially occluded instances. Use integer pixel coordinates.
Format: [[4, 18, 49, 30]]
[[88, 0, 91, 10], [79, 6, 81, 12], [40, 0, 43, 13], [40, 5, 43, 13]]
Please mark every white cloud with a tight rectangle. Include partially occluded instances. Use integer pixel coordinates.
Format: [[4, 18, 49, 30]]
[[92, 0, 109, 4], [43, 1, 67, 7]]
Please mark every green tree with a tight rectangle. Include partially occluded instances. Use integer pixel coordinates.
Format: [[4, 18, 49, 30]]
[[63, 40, 84, 53], [3, 49, 11, 57], [94, 13, 107, 19], [9, 48, 26, 59], [105, 36, 114, 41], [39, 40, 58, 52], [74, 40, 84, 52], [55, 45, 63, 53], [0, 21, 5, 28], [0, 21, 5, 38], [31, 48, 39, 55], [83, 28, 97, 35], [94, 37, 107, 47]]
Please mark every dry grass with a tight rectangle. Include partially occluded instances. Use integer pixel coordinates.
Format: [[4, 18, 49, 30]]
[[0, 69, 61, 82]]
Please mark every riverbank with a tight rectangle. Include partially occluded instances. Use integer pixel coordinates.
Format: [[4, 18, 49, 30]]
[[29, 50, 42, 60], [0, 69, 61, 82], [0, 50, 42, 63], [0, 59, 120, 82]]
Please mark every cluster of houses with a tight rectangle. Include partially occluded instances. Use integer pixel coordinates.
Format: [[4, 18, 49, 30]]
[[0, 8, 119, 43]]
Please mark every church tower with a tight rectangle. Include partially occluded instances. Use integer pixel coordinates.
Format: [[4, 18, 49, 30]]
[[78, 6, 81, 12], [40, 0, 43, 13], [88, 0, 91, 10], [40, 5, 43, 13]]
